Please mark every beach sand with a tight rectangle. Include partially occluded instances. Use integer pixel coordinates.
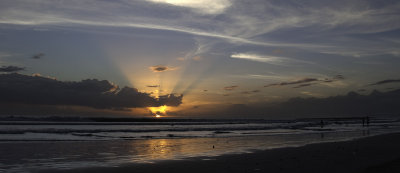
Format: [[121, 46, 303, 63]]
[[37, 133, 400, 173]]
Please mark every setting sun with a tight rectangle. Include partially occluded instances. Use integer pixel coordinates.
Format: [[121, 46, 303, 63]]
[[148, 105, 168, 117]]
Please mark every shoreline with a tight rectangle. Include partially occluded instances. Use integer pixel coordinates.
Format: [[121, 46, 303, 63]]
[[36, 132, 400, 173]]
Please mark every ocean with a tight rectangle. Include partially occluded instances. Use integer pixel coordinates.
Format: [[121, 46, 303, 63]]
[[1, 117, 399, 172]]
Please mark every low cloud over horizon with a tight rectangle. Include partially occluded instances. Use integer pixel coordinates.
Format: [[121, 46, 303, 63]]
[[0, 73, 183, 109], [0, 66, 25, 73]]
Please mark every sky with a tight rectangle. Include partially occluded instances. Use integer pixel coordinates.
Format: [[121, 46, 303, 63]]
[[1, 0, 400, 118]]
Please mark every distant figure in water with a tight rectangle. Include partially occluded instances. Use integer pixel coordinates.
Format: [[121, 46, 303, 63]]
[[366, 116, 370, 126], [213, 145, 215, 149], [320, 120, 324, 128], [362, 118, 365, 127]]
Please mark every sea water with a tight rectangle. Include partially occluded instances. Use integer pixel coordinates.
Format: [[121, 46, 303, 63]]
[[1, 117, 399, 172]]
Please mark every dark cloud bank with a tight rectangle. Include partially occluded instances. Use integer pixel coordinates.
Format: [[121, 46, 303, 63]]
[[220, 89, 400, 119], [0, 66, 25, 73], [0, 73, 182, 109]]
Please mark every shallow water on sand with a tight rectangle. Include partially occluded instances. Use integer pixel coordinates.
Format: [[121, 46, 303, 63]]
[[0, 129, 393, 173], [1, 118, 400, 172]]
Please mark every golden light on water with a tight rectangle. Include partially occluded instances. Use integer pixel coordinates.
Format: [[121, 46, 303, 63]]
[[155, 114, 161, 118]]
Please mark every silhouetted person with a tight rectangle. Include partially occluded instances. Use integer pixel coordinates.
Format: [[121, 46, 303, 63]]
[[366, 116, 370, 126], [362, 118, 365, 127], [320, 120, 324, 128]]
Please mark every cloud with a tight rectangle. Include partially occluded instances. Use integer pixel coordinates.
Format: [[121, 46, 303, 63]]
[[358, 89, 367, 92], [32, 53, 45, 59], [369, 79, 400, 86], [146, 85, 160, 88], [157, 94, 183, 106], [0, 66, 25, 72], [146, 0, 231, 15], [300, 91, 324, 97], [223, 85, 238, 91], [149, 65, 176, 72], [0, 73, 183, 109], [192, 56, 202, 61], [264, 75, 344, 89], [231, 53, 284, 64], [264, 78, 318, 87], [0, 1, 334, 49], [293, 83, 313, 88], [241, 90, 260, 94], [230, 53, 311, 66], [333, 75, 344, 80]]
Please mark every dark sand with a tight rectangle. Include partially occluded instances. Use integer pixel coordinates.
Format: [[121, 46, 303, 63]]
[[38, 133, 400, 173]]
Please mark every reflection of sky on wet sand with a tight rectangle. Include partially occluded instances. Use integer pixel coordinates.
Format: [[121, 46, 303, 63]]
[[0, 130, 380, 172]]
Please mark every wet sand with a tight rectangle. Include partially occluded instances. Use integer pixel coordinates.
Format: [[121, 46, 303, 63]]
[[37, 133, 400, 173]]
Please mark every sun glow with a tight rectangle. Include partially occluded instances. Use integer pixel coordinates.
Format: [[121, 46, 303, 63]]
[[148, 105, 168, 117]]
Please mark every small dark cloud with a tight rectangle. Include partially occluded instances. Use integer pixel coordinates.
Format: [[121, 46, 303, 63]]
[[222, 94, 230, 96], [223, 85, 238, 91], [293, 83, 313, 88], [149, 65, 176, 72], [0, 73, 183, 109], [264, 83, 280, 87], [0, 66, 25, 72], [264, 78, 318, 87], [203, 90, 208, 92], [369, 79, 400, 86], [333, 74, 344, 80], [32, 53, 45, 59], [280, 78, 319, 86], [322, 79, 333, 83], [358, 89, 367, 92], [241, 90, 260, 94], [146, 85, 160, 88], [265, 75, 344, 89]]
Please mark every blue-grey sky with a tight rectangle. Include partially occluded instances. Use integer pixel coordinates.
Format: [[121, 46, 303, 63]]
[[1, 0, 400, 117]]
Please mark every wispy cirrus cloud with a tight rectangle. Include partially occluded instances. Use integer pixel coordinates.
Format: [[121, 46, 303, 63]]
[[146, 0, 232, 15], [4, 0, 394, 50], [230, 53, 312, 66]]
